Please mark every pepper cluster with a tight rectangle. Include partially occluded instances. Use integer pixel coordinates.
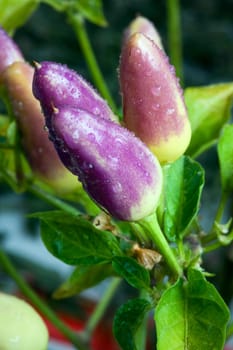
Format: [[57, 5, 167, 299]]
[[0, 16, 191, 221]]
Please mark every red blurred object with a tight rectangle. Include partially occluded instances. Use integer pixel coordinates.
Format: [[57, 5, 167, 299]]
[[43, 310, 120, 350]]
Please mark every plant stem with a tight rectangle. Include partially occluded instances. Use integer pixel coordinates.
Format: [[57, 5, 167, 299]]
[[0, 168, 80, 215], [201, 190, 229, 245], [85, 277, 121, 337], [28, 183, 80, 216], [0, 249, 89, 350], [214, 190, 228, 225], [130, 222, 152, 245], [68, 13, 117, 113], [203, 241, 222, 253], [166, 0, 183, 84], [134, 290, 149, 350], [139, 213, 182, 277]]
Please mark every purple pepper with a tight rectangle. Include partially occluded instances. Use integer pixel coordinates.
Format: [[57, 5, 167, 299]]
[[0, 61, 79, 192], [48, 106, 163, 221], [119, 33, 191, 164], [0, 27, 24, 74], [32, 61, 118, 127]]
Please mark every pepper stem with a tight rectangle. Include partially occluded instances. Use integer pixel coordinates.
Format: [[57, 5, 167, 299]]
[[138, 213, 182, 277]]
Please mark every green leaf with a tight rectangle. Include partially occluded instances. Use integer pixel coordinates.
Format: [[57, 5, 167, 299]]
[[217, 124, 233, 192], [112, 256, 150, 291], [155, 269, 230, 350], [185, 83, 233, 158], [33, 210, 122, 265], [215, 219, 233, 246], [163, 156, 204, 241], [53, 263, 114, 298], [113, 298, 151, 350], [74, 0, 107, 26], [0, 0, 38, 32], [40, 0, 68, 11], [42, 0, 107, 26]]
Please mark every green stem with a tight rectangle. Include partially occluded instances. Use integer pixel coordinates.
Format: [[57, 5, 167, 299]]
[[166, 0, 183, 84], [28, 184, 80, 216], [201, 191, 229, 245], [139, 213, 182, 277], [85, 277, 121, 337], [68, 13, 117, 113], [134, 290, 149, 350], [0, 250, 89, 350], [214, 190, 228, 225], [178, 239, 185, 263], [0, 169, 79, 215], [130, 222, 152, 245], [203, 241, 222, 253]]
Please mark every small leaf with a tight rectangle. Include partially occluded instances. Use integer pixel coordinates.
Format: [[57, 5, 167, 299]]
[[185, 83, 233, 157], [40, 0, 68, 12], [155, 269, 230, 350], [112, 256, 150, 291], [32, 211, 122, 265], [163, 156, 204, 241], [42, 0, 107, 26], [0, 0, 38, 32], [217, 124, 233, 192], [53, 263, 114, 299], [215, 219, 233, 246], [113, 298, 151, 350], [74, 0, 107, 26]]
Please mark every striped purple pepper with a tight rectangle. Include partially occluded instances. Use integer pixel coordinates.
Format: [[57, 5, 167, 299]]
[[119, 33, 191, 163], [123, 15, 163, 50], [32, 61, 118, 127], [0, 61, 79, 192], [46, 105, 163, 221], [0, 27, 24, 74]]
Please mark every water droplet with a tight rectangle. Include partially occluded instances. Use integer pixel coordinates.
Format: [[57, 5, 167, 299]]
[[87, 133, 95, 142], [61, 146, 68, 153], [112, 182, 122, 193], [17, 101, 23, 110], [82, 161, 94, 172], [73, 130, 80, 141], [169, 65, 176, 75], [166, 108, 175, 115], [151, 86, 161, 96], [130, 47, 142, 60], [92, 107, 100, 116], [152, 103, 160, 111]]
